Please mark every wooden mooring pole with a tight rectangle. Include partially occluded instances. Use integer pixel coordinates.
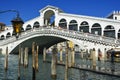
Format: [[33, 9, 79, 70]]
[[43, 47, 46, 62], [51, 45, 58, 79], [18, 45, 21, 80], [20, 48, 24, 66], [92, 48, 96, 70], [65, 42, 68, 80], [32, 42, 39, 80], [24, 47, 29, 68], [32, 42, 36, 80], [35, 45, 39, 72], [4, 47, 8, 71]]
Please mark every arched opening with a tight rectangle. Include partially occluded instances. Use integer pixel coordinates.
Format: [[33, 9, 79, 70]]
[[33, 21, 40, 28], [80, 21, 89, 33], [69, 20, 78, 31], [118, 29, 120, 39], [21, 27, 24, 32], [44, 10, 55, 26], [91, 23, 102, 35], [59, 18, 67, 29], [26, 25, 32, 31], [104, 25, 115, 38], [1, 35, 5, 40], [6, 32, 11, 38], [12, 31, 15, 36]]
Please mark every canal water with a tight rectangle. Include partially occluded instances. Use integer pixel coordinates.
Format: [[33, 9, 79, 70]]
[[0, 53, 120, 80]]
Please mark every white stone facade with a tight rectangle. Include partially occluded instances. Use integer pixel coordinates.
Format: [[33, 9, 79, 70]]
[[1, 5, 120, 40], [0, 5, 120, 59]]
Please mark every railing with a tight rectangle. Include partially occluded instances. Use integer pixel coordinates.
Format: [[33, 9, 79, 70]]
[[0, 27, 120, 47]]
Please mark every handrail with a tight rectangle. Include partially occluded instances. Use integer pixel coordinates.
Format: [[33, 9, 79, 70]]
[[0, 27, 119, 47]]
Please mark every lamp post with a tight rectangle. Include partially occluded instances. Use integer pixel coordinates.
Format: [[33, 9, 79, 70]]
[[11, 15, 24, 38], [0, 10, 24, 38]]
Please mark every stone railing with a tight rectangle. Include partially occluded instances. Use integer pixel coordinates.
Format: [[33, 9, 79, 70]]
[[0, 27, 120, 47]]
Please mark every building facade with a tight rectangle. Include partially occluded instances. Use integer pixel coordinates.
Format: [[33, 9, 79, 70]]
[[0, 22, 6, 32], [1, 5, 120, 40]]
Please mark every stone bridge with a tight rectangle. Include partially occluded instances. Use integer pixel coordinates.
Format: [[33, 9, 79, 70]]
[[0, 27, 119, 55]]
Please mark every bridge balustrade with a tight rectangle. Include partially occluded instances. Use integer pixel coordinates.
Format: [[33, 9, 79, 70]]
[[0, 27, 120, 47]]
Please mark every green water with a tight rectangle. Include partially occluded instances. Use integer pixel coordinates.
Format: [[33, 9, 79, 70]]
[[0, 54, 120, 80]]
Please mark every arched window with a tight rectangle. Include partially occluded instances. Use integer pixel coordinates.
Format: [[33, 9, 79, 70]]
[[104, 25, 115, 38], [44, 10, 55, 26], [69, 20, 78, 31], [118, 29, 120, 39], [1, 35, 5, 40], [6, 32, 11, 38], [59, 18, 67, 29], [80, 21, 89, 33], [33, 21, 40, 28], [21, 27, 24, 32], [91, 23, 101, 35], [26, 25, 32, 31]]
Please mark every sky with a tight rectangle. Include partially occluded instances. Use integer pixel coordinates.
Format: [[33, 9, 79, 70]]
[[0, 0, 120, 25]]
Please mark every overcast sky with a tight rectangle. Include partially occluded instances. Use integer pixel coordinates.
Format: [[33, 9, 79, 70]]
[[0, 0, 120, 25]]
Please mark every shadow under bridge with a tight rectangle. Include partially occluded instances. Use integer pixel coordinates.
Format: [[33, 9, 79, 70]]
[[10, 36, 66, 54]]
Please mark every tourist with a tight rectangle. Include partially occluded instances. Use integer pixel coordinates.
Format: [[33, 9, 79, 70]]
[[98, 49, 102, 61]]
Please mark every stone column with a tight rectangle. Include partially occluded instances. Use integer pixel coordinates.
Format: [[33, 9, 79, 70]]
[[43, 47, 46, 62], [51, 45, 58, 79], [45, 19, 48, 26]]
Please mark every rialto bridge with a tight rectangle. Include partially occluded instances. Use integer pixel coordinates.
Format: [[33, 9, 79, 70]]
[[0, 5, 120, 58]]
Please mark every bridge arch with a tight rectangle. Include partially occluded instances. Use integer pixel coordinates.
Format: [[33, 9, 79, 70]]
[[10, 35, 67, 54], [104, 25, 115, 38], [0, 27, 119, 54], [79, 21, 89, 33], [91, 23, 102, 35]]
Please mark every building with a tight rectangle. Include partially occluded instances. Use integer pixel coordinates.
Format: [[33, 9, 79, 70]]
[[107, 11, 120, 20], [1, 5, 120, 40], [22, 5, 120, 39], [0, 22, 6, 32], [1, 5, 120, 55]]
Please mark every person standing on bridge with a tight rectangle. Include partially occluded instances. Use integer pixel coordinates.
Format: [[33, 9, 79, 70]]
[[98, 49, 102, 61], [110, 48, 115, 63]]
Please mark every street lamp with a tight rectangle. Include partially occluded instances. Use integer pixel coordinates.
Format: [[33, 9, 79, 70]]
[[11, 14, 24, 38], [0, 10, 24, 38]]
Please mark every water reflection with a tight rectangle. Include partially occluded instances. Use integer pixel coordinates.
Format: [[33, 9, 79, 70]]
[[111, 63, 115, 74]]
